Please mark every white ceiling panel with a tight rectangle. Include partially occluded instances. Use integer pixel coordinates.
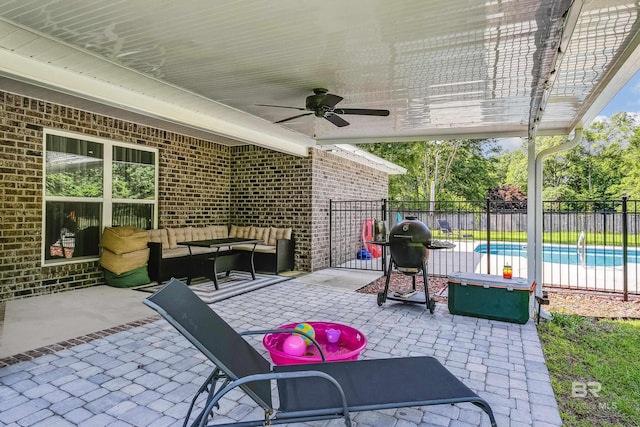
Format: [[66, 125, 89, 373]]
[[0, 0, 639, 155]]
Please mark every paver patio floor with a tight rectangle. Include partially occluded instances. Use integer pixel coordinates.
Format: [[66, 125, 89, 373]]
[[0, 273, 560, 426]]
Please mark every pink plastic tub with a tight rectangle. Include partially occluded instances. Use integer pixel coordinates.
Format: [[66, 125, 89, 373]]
[[262, 321, 367, 365]]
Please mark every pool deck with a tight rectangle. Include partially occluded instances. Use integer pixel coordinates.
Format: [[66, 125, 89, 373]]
[[430, 241, 638, 294], [0, 269, 561, 426]]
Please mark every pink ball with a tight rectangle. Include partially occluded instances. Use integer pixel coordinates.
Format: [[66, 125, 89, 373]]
[[282, 334, 307, 356]]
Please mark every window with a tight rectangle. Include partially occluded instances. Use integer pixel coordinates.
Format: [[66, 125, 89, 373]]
[[43, 130, 158, 265]]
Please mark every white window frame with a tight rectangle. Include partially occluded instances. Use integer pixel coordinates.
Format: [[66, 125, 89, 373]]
[[42, 129, 159, 266]]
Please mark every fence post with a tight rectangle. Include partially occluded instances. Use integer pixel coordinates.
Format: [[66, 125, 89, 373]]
[[486, 198, 491, 274], [382, 199, 388, 274], [381, 198, 387, 223], [329, 199, 333, 269], [622, 196, 628, 301]]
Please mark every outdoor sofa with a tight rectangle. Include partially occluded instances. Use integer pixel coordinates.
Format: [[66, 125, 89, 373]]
[[147, 225, 294, 283]]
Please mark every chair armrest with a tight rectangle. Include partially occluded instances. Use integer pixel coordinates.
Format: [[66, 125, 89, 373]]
[[275, 238, 295, 272], [276, 238, 293, 253], [147, 242, 163, 282]]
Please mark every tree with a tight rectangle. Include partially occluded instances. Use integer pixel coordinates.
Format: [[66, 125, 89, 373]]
[[360, 139, 501, 201], [360, 112, 638, 205], [504, 148, 528, 192], [608, 121, 640, 199], [487, 184, 527, 209], [46, 168, 103, 197]]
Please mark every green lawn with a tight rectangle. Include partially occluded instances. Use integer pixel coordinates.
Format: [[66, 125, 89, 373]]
[[537, 315, 640, 426]]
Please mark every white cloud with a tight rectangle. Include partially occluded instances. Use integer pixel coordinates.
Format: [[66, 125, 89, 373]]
[[495, 137, 523, 152]]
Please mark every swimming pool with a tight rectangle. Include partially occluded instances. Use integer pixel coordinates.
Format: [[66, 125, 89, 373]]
[[474, 243, 639, 267]]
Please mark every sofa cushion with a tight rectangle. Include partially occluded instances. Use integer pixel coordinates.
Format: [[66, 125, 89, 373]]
[[231, 243, 275, 253], [167, 227, 193, 249], [102, 226, 149, 254], [148, 229, 170, 249], [161, 247, 192, 259], [191, 226, 215, 241], [249, 226, 271, 241], [208, 225, 229, 239], [229, 225, 251, 238], [267, 227, 292, 246], [190, 225, 228, 241], [252, 244, 277, 254]]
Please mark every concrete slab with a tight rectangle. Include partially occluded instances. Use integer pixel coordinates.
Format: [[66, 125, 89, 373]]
[[0, 286, 150, 358], [0, 269, 381, 359], [299, 268, 383, 291]]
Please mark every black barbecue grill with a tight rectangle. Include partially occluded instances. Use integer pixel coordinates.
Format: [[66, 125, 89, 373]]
[[375, 216, 453, 313]]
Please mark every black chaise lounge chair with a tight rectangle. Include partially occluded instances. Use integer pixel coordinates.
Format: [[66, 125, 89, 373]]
[[143, 278, 497, 427], [438, 219, 473, 238]]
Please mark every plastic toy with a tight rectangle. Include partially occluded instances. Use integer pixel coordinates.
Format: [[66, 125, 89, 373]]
[[356, 248, 372, 260], [263, 322, 367, 365], [282, 335, 306, 356], [325, 328, 341, 343], [294, 322, 315, 345]]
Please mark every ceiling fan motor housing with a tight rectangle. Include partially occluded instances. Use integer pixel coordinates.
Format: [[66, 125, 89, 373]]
[[262, 88, 389, 127]]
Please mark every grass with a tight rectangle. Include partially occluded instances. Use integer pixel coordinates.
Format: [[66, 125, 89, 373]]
[[537, 314, 640, 426]]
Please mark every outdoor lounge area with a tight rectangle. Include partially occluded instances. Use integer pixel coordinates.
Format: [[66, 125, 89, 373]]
[[0, 269, 560, 426], [3, 1, 640, 425]]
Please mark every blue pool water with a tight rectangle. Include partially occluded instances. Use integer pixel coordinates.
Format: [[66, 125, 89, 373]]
[[474, 243, 639, 267]]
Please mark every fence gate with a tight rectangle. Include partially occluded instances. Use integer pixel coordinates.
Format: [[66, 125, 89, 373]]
[[329, 200, 387, 271]]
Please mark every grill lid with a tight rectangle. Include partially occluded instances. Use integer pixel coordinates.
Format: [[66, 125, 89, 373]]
[[389, 216, 432, 269]]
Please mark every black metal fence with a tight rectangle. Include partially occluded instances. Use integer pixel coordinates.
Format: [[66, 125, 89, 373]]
[[329, 197, 640, 297]]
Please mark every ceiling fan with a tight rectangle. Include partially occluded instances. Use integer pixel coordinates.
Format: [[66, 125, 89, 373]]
[[257, 88, 390, 127]]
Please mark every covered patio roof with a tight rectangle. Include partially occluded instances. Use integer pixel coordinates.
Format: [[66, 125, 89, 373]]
[[0, 0, 639, 157], [1, 1, 639, 291]]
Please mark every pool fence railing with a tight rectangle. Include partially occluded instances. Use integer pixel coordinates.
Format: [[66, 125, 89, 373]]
[[329, 197, 640, 299]]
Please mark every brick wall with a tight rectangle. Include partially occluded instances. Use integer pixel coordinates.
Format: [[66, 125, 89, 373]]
[[310, 149, 388, 270], [230, 145, 313, 270], [157, 139, 231, 227], [0, 91, 230, 301], [228, 146, 388, 272], [0, 90, 389, 301]]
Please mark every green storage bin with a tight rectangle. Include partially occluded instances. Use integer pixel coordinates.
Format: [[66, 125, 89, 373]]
[[447, 272, 534, 324]]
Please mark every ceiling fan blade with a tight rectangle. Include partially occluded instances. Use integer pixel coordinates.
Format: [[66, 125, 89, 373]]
[[274, 112, 313, 124], [334, 108, 390, 116], [256, 103, 306, 111], [324, 113, 350, 127], [322, 94, 344, 108]]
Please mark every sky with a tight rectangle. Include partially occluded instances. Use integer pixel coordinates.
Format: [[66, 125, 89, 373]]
[[597, 70, 640, 117]]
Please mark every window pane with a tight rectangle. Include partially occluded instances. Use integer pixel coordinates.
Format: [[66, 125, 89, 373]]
[[45, 201, 102, 261], [112, 146, 155, 200], [113, 203, 154, 229], [46, 135, 103, 197]]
